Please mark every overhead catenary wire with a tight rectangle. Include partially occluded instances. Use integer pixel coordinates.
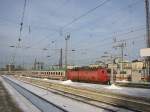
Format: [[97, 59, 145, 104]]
[[61, 0, 111, 30], [80, 25, 146, 46], [65, 0, 142, 33], [68, 0, 143, 45], [11, 34, 145, 51], [22, 0, 73, 49], [80, 33, 146, 52], [69, 37, 145, 65], [41, 25, 145, 51], [24, 0, 141, 49], [36, 0, 143, 49], [21, 0, 110, 49]]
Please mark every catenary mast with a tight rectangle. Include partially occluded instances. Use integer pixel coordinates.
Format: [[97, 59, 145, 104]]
[[145, 0, 150, 76]]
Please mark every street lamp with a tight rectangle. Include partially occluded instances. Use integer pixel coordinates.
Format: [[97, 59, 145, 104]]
[[43, 48, 48, 51], [46, 56, 51, 58], [9, 46, 15, 48]]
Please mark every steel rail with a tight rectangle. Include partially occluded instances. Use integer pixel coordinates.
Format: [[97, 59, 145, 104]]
[[20, 80, 118, 112], [3, 77, 68, 112]]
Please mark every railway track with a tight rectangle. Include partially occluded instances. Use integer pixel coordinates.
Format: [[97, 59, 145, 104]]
[[0, 79, 22, 112], [15, 76, 150, 112], [4, 76, 129, 112], [3, 77, 68, 112], [115, 82, 150, 89]]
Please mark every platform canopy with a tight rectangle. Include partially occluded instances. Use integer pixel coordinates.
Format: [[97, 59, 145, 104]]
[[140, 48, 150, 57]]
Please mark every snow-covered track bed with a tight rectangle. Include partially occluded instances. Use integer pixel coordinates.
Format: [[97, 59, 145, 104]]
[[16, 76, 150, 112], [3, 77, 68, 112]]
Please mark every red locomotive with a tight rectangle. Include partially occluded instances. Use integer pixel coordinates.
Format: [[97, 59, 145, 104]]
[[67, 67, 110, 84]]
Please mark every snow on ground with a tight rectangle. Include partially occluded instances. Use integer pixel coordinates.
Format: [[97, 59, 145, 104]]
[[26, 77, 31, 79], [116, 80, 129, 83], [43, 78, 48, 81], [38, 78, 150, 99], [105, 84, 122, 90], [4, 76, 132, 112], [61, 80, 73, 85], [0, 76, 40, 112], [18, 76, 150, 99]]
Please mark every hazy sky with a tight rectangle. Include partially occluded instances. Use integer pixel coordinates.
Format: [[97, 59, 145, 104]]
[[0, 0, 147, 67]]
